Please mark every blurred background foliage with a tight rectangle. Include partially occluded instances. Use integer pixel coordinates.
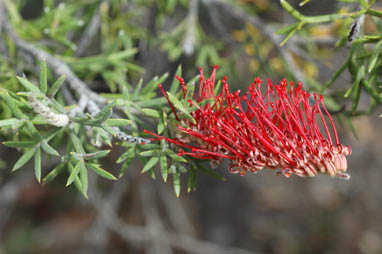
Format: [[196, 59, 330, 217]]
[[0, 0, 381, 253]]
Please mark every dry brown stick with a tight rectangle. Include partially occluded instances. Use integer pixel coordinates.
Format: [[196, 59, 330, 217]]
[[157, 181, 196, 236], [81, 175, 130, 253], [139, 180, 172, 254]]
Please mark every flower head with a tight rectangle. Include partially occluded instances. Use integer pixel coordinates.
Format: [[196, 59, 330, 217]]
[[145, 67, 352, 179]]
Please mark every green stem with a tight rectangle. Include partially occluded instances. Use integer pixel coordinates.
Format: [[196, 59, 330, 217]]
[[368, 8, 382, 18]]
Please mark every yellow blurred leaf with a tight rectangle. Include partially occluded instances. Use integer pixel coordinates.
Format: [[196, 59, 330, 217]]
[[232, 30, 246, 42], [250, 59, 260, 72], [244, 44, 256, 56], [246, 23, 259, 38], [270, 57, 284, 73], [309, 25, 333, 38], [304, 62, 318, 79]]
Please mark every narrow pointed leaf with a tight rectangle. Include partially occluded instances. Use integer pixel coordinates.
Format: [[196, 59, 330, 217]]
[[47, 75, 66, 98], [187, 169, 197, 193], [88, 163, 117, 180], [40, 60, 48, 93], [16, 77, 43, 96], [95, 101, 116, 119], [160, 155, 168, 182], [12, 148, 35, 172], [105, 118, 132, 126], [34, 147, 42, 182], [141, 156, 159, 173], [0, 90, 26, 119], [70, 133, 85, 154], [166, 150, 187, 162], [359, 0, 368, 8], [157, 118, 165, 134], [132, 78, 143, 100], [276, 22, 299, 35], [66, 161, 82, 186], [142, 73, 169, 95], [67, 162, 86, 198], [368, 41, 382, 73], [116, 147, 135, 163], [0, 118, 20, 128], [141, 108, 160, 118], [173, 171, 181, 197], [42, 163, 65, 185], [83, 150, 110, 160], [170, 65, 182, 94], [352, 81, 361, 114], [3, 141, 36, 148], [80, 164, 88, 196], [119, 156, 134, 178], [166, 92, 196, 124], [41, 141, 59, 156]]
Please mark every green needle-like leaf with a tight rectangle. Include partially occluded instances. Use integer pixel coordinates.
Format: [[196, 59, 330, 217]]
[[166, 92, 196, 124], [276, 22, 299, 35], [67, 162, 86, 198], [132, 78, 143, 100], [173, 171, 181, 197], [3, 141, 36, 148], [34, 147, 42, 182], [166, 150, 187, 162], [368, 40, 382, 73], [187, 169, 197, 193], [16, 77, 43, 96], [359, 0, 369, 8], [47, 75, 66, 98], [0, 118, 20, 128], [119, 156, 134, 178], [141, 108, 160, 118], [141, 157, 159, 173], [0, 89, 27, 119], [80, 164, 88, 196], [157, 118, 165, 134], [105, 118, 132, 126], [83, 150, 110, 160], [160, 155, 168, 182], [170, 65, 182, 94], [40, 60, 48, 93], [116, 147, 135, 164], [88, 163, 117, 180], [42, 163, 65, 185], [95, 101, 116, 119], [41, 141, 59, 156], [70, 133, 85, 154], [66, 161, 82, 186], [12, 148, 35, 172]]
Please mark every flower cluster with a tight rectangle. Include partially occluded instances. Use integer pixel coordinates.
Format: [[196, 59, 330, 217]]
[[145, 66, 352, 179]]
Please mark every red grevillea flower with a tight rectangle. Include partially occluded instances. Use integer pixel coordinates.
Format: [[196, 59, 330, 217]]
[[145, 66, 352, 179]]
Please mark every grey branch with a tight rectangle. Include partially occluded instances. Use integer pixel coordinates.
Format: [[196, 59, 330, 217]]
[[0, 1, 106, 105], [183, 0, 199, 56], [75, 0, 109, 57], [157, 181, 196, 236], [88, 189, 256, 254]]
